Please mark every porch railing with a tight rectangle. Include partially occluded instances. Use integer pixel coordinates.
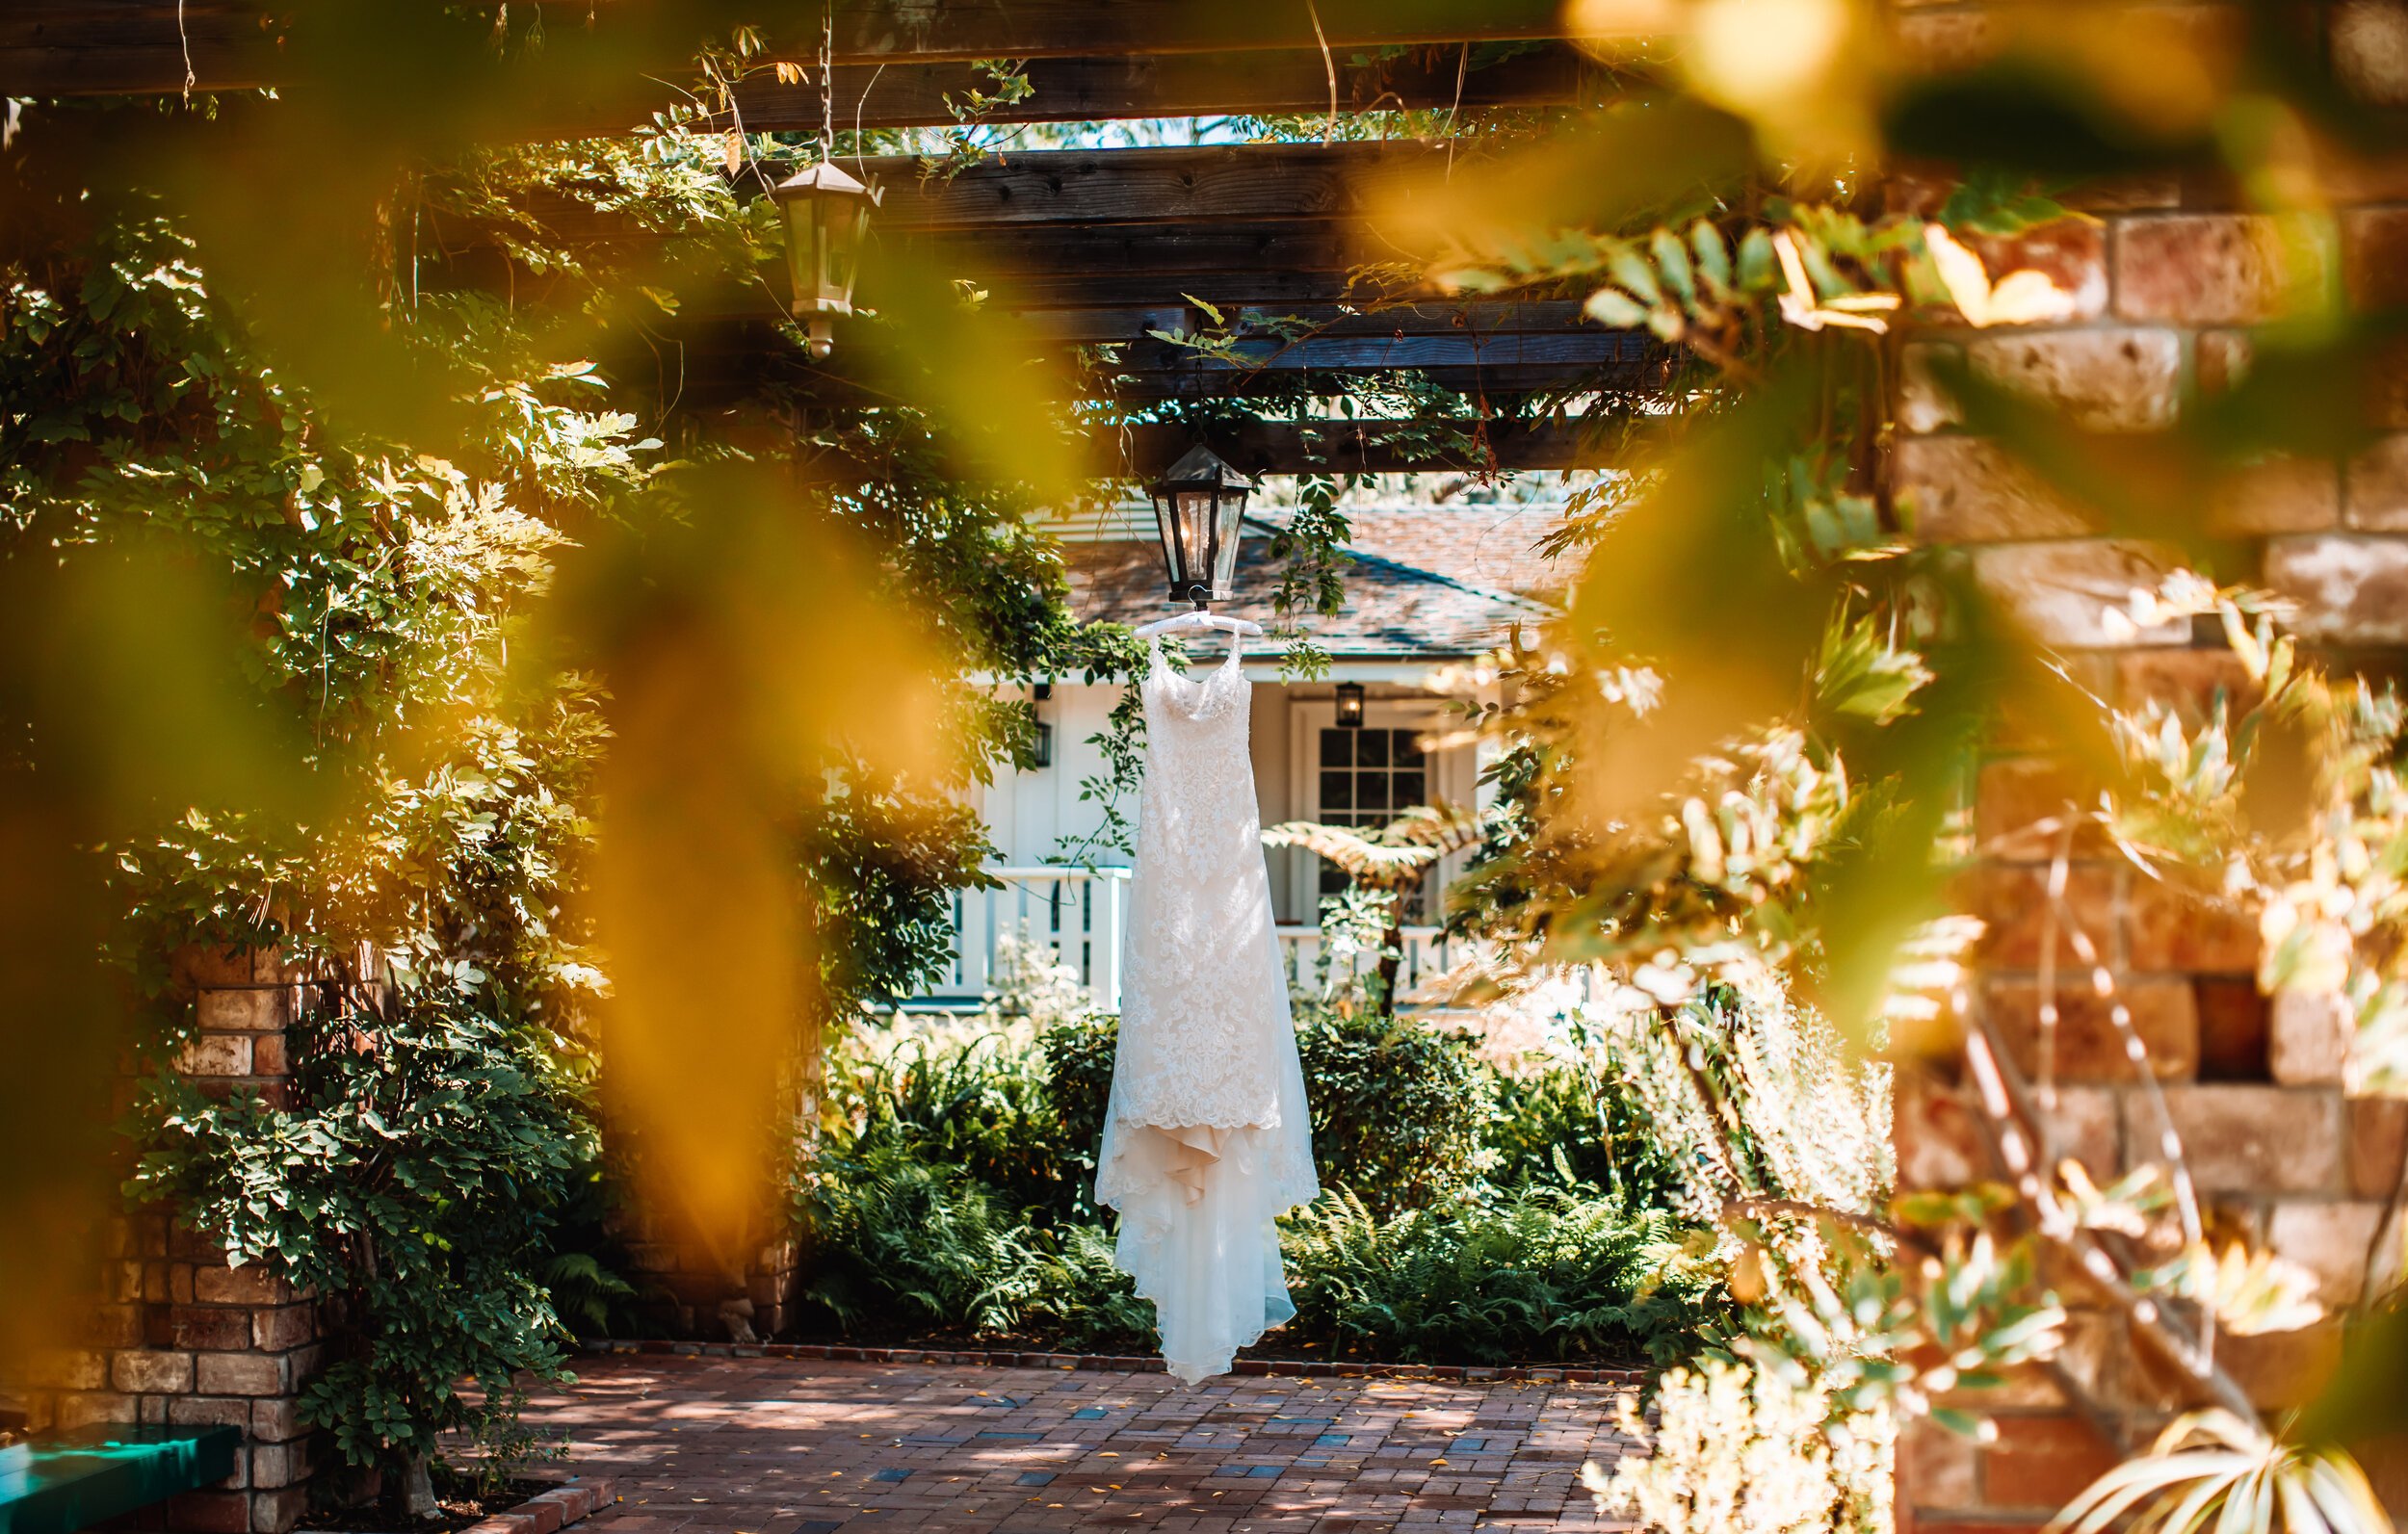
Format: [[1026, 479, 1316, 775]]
[[915, 870, 1468, 1014], [930, 866, 1131, 1010], [1274, 923, 1461, 997]]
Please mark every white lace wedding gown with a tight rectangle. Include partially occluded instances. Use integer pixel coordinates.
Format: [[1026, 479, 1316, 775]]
[[1095, 635, 1319, 1384]]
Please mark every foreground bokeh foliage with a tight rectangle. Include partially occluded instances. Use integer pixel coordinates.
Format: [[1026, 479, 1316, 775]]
[[9, 3, 2408, 1529]]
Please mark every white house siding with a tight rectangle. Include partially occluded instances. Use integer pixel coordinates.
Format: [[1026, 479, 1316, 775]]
[[980, 668, 1490, 929]]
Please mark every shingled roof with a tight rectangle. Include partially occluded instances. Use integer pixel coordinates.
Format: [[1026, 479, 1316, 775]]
[[1275, 506, 1575, 601], [1061, 511, 1555, 659]]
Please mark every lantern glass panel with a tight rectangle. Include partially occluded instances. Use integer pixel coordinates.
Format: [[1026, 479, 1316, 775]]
[[1208, 485, 1244, 598], [824, 200, 868, 307], [778, 202, 814, 313], [1176, 489, 1217, 589], [1149, 491, 1184, 590]]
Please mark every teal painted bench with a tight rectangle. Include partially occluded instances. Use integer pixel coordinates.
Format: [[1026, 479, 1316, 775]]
[[0, 1425, 242, 1534]]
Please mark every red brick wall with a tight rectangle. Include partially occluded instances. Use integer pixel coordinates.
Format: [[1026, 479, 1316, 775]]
[[1890, 8, 2408, 1528], [10, 948, 325, 1534]]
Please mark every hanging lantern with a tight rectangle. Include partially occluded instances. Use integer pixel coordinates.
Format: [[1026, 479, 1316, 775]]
[[1146, 442, 1253, 609], [1334, 682, 1366, 730], [771, 159, 879, 360]]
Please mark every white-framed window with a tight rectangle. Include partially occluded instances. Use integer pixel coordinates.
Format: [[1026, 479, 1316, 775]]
[[1281, 697, 1476, 925]]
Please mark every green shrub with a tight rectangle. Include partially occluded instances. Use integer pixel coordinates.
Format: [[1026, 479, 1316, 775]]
[[803, 999, 1733, 1366], [1295, 1004, 1492, 1213], [1485, 1064, 1692, 1208], [798, 1144, 1152, 1353], [835, 1027, 1077, 1220], [1283, 1185, 1723, 1366], [134, 1003, 584, 1476], [1036, 1011, 1114, 1193], [1044, 1004, 1497, 1215]]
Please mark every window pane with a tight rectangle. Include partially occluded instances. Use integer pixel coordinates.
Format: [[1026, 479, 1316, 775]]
[[1393, 730, 1426, 765], [1357, 775, 1391, 813], [1395, 770, 1425, 806], [1356, 730, 1390, 767], [1320, 729, 1350, 767], [1320, 771, 1352, 811]]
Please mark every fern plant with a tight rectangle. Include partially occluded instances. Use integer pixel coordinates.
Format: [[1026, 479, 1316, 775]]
[[1283, 1184, 1724, 1365]]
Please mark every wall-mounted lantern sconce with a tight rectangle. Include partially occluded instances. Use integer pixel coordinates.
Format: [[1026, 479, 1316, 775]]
[[1334, 681, 1366, 730], [1027, 681, 1054, 769]]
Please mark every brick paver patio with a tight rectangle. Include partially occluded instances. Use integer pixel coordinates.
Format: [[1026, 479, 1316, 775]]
[[522, 1354, 1638, 1533]]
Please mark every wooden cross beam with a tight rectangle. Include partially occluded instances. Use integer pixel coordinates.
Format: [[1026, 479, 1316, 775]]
[[857, 143, 1447, 231], [2, 2, 1571, 106], [783, 410, 1621, 482], [633, 44, 1591, 138], [1106, 417, 1625, 477], [654, 328, 1658, 405]]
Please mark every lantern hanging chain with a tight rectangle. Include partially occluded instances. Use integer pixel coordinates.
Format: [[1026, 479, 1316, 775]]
[[176, 0, 196, 101], [819, 2, 836, 160]]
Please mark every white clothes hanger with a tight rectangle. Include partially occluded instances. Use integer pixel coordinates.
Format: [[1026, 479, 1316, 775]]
[[1132, 611, 1264, 640]]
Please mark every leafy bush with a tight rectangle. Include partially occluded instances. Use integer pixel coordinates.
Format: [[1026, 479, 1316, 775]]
[[1284, 1186, 1723, 1366], [1485, 1065, 1689, 1209], [1036, 1012, 1115, 1215], [798, 1144, 1153, 1353], [1294, 1003, 1493, 1213], [135, 1004, 585, 1474], [830, 1026, 1078, 1220]]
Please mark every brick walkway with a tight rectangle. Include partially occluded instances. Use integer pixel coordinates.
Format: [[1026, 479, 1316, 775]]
[[524, 1354, 1638, 1533]]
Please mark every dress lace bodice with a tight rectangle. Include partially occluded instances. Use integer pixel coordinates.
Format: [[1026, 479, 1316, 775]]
[[1110, 638, 1284, 1129]]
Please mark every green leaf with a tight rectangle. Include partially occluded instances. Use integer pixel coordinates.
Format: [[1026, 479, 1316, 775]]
[[1584, 288, 1651, 327], [1649, 225, 1697, 308]]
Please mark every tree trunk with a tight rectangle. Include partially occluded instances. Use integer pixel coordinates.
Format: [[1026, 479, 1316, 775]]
[[1375, 896, 1405, 1021], [402, 1452, 438, 1521]]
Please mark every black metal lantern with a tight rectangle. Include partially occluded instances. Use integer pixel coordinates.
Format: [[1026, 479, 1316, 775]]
[[1146, 442, 1253, 608], [1334, 682, 1366, 729], [1033, 721, 1054, 769], [771, 159, 879, 360]]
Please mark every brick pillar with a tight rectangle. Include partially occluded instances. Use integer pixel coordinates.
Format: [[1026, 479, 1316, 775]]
[[1884, 10, 2408, 1526], [9, 947, 324, 1533]]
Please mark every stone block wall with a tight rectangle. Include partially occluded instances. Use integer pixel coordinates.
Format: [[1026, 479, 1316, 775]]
[[1888, 7, 2408, 1526], [8, 949, 324, 1534], [615, 1031, 820, 1342], [615, 1207, 805, 1343]]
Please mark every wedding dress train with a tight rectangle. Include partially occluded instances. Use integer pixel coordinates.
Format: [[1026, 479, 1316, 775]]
[[1095, 635, 1319, 1384]]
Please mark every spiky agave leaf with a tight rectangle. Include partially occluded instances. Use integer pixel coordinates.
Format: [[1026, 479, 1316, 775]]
[[2050, 1411, 2392, 1534]]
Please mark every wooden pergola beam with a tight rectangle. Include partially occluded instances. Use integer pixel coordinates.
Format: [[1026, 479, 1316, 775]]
[[1106, 416, 1622, 477], [780, 410, 1615, 484], [716, 299, 1594, 346], [628, 320, 1653, 405], [507, 145, 1452, 245], [859, 143, 1447, 231], [698, 44, 1588, 136], [3, 2, 1572, 103]]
